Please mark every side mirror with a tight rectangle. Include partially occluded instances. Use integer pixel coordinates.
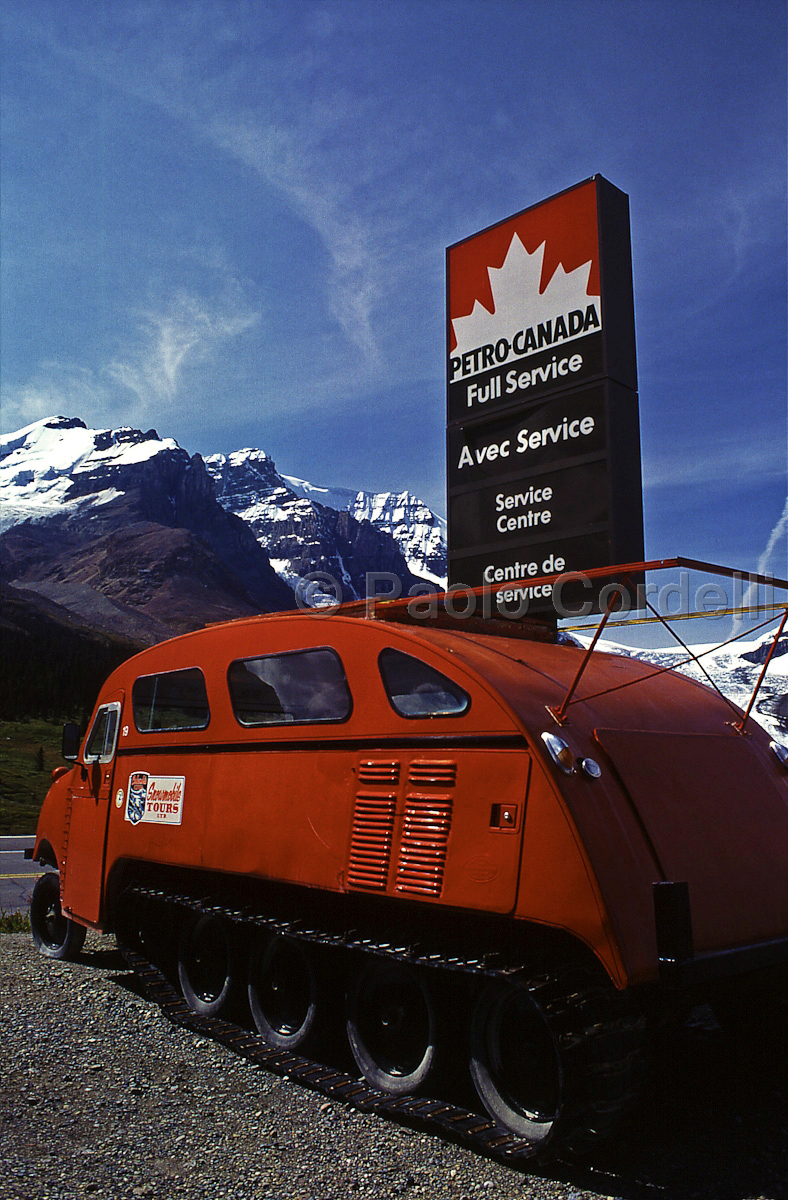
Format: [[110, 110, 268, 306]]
[[62, 722, 81, 762]]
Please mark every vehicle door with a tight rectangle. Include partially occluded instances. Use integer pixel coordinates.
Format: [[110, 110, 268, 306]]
[[61, 693, 124, 925], [345, 644, 530, 914]]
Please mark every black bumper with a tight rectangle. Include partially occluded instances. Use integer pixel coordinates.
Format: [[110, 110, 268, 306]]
[[654, 880, 788, 985]]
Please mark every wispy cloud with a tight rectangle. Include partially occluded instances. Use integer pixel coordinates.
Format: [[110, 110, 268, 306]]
[[205, 113, 384, 368], [18, 9, 403, 376], [644, 433, 786, 489], [757, 494, 788, 576], [107, 291, 259, 409], [639, 159, 787, 326], [1, 364, 109, 433], [1, 290, 259, 433], [733, 493, 788, 631]]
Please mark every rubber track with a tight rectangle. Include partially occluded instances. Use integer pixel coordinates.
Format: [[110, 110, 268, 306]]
[[117, 885, 645, 1164]]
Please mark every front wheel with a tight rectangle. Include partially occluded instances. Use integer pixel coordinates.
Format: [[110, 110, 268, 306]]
[[30, 872, 87, 961]]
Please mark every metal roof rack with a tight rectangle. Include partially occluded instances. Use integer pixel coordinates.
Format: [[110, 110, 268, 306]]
[[314, 556, 788, 732]]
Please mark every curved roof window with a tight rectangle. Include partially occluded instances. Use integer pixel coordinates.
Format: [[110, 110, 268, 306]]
[[378, 647, 470, 719]]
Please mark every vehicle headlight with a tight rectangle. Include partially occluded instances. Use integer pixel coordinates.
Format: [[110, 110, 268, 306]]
[[770, 741, 788, 769], [541, 731, 576, 774]]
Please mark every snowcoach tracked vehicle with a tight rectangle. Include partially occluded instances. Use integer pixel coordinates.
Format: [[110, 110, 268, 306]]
[[29, 564, 788, 1161]]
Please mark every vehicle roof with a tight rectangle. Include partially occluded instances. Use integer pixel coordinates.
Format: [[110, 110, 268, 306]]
[[370, 621, 737, 735], [108, 612, 748, 745]]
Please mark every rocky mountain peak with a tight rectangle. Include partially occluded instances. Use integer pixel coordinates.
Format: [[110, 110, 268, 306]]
[[1, 416, 294, 641], [203, 447, 445, 600], [1, 414, 448, 639]]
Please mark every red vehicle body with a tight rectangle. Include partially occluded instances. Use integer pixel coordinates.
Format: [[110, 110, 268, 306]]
[[30, 607, 788, 1159]]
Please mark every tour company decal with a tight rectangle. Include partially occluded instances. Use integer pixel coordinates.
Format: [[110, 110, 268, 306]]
[[125, 771, 185, 826], [447, 179, 602, 421]]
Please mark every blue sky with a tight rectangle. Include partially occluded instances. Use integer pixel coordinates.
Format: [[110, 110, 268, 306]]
[[1, 0, 786, 610]]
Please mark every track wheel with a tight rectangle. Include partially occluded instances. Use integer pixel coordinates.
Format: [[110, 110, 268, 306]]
[[346, 959, 436, 1094], [469, 981, 561, 1147], [248, 935, 317, 1049], [178, 913, 234, 1016], [30, 872, 86, 961]]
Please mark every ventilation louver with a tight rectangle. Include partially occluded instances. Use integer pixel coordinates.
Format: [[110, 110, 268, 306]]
[[347, 793, 397, 891], [358, 760, 401, 785], [408, 760, 457, 787], [395, 795, 453, 897]]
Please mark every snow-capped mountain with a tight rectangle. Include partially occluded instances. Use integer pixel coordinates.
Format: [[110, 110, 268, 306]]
[[0, 416, 181, 535], [204, 448, 447, 595], [282, 475, 447, 587], [1, 417, 294, 641], [1, 416, 446, 641]]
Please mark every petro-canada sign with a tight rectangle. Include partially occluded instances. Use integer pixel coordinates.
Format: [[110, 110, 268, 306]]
[[446, 176, 644, 616]]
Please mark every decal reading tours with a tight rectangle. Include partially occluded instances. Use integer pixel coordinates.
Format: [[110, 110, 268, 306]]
[[125, 772, 185, 826]]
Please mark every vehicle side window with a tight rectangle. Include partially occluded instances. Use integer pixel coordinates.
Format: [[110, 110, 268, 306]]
[[228, 648, 351, 726], [84, 703, 121, 762], [378, 647, 470, 718], [132, 668, 210, 732]]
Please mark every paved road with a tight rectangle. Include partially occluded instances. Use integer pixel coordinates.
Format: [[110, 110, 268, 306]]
[[0, 836, 44, 915]]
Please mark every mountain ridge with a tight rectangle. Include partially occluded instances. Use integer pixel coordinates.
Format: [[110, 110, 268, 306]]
[[1, 417, 295, 641], [1, 415, 448, 643], [3, 416, 784, 743], [203, 447, 444, 601]]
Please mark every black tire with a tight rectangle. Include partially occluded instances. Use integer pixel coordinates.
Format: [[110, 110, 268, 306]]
[[469, 980, 561, 1147], [346, 959, 436, 1095], [469, 971, 647, 1158], [248, 935, 317, 1049], [30, 872, 87, 961], [178, 913, 234, 1016]]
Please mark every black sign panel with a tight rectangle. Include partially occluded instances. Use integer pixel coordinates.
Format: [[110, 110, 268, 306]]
[[448, 330, 603, 424], [447, 386, 607, 489], [450, 460, 608, 555], [449, 532, 614, 609], [448, 531, 638, 620]]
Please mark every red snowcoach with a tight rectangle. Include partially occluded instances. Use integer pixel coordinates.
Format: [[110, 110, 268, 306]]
[[28, 563, 788, 1160]]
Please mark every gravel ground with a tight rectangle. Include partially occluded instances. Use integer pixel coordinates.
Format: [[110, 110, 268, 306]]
[[1, 932, 787, 1200]]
